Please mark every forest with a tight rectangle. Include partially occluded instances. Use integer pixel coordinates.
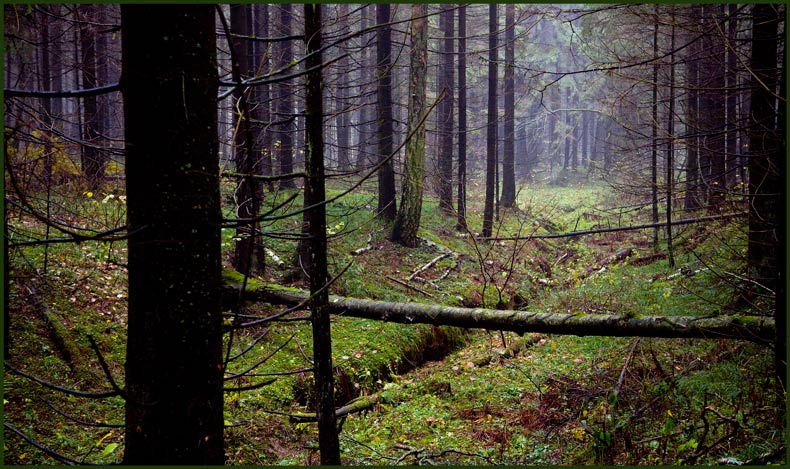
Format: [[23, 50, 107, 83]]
[[2, 3, 785, 465]]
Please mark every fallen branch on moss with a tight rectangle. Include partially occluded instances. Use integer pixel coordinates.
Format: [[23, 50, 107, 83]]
[[288, 394, 380, 423], [223, 270, 775, 344]]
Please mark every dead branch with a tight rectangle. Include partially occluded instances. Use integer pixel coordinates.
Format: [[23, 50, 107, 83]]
[[409, 253, 449, 280], [480, 212, 747, 241], [386, 276, 435, 298]]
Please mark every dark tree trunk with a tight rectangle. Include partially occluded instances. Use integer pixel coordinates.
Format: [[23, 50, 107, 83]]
[[230, 4, 262, 277], [747, 3, 784, 387], [437, 4, 454, 214], [482, 4, 498, 238], [303, 5, 340, 462], [354, 6, 375, 170], [336, 3, 351, 172], [392, 4, 428, 247], [456, 4, 468, 230], [376, 3, 397, 221], [665, 7, 676, 268], [78, 4, 104, 190], [253, 4, 274, 187], [121, 5, 224, 464], [276, 4, 295, 189], [684, 7, 702, 212], [651, 6, 660, 253], [501, 3, 516, 208], [725, 3, 739, 189], [699, 5, 727, 211]]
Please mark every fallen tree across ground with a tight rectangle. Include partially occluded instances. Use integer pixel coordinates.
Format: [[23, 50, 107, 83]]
[[223, 270, 774, 344]]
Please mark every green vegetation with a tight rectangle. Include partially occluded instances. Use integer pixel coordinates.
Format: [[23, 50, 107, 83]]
[[4, 180, 783, 465]]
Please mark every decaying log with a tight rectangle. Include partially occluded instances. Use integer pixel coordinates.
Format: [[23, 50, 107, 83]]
[[223, 270, 775, 343]]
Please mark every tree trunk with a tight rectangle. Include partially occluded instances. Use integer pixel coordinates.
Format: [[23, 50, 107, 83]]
[[253, 4, 274, 188], [437, 4, 454, 214], [121, 5, 224, 464], [651, 6, 660, 253], [665, 7, 676, 268], [684, 7, 702, 212], [230, 4, 262, 277], [276, 4, 295, 189], [482, 4, 498, 237], [224, 273, 775, 344], [747, 3, 784, 387], [336, 3, 351, 172], [699, 5, 727, 211], [456, 4, 468, 230], [78, 4, 104, 190], [376, 3, 397, 221], [303, 5, 340, 463], [391, 4, 428, 248], [501, 3, 516, 208]]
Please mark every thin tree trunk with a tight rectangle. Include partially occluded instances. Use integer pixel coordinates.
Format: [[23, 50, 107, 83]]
[[482, 4, 498, 238], [437, 4, 454, 214], [456, 4, 467, 230], [651, 6, 660, 253], [229, 4, 261, 277], [665, 7, 676, 268], [303, 5, 340, 462], [684, 7, 702, 212], [78, 4, 104, 190], [276, 4, 295, 189], [501, 3, 516, 208], [336, 3, 351, 172], [376, 3, 397, 221]]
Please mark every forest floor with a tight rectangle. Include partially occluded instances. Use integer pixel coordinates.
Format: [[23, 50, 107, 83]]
[[4, 176, 785, 465]]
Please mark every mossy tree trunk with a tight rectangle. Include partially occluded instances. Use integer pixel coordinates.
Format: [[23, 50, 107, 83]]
[[121, 5, 224, 464], [392, 4, 428, 248], [223, 274, 775, 344]]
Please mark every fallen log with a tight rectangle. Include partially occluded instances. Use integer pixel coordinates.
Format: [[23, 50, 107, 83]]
[[223, 270, 775, 343]]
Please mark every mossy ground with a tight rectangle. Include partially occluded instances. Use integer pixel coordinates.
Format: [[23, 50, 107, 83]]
[[4, 178, 784, 465]]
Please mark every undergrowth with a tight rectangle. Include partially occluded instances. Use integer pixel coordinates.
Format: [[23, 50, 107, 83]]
[[4, 180, 784, 465]]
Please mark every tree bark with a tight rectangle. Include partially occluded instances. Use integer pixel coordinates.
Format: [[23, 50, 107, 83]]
[[224, 273, 775, 344], [392, 4, 428, 248], [78, 4, 104, 190], [336, 3, 351, 172], [376, 3, 397, 221], [229, 4, 262, 277], [665, 7, 676, 268], [482, 4, 498, 237], [303, 5, 340, 463], [121, 5, 224, 464], [456, 4, 468, 230], [437, 4, 454, 214], [747, 3, 784, 387], [684, 7, 702, 212], [276, 4, 295, 189], [501, 3, 516, 208]]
